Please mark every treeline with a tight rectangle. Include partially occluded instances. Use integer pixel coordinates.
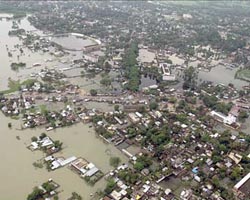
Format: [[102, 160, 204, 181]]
[[8, 28, 25, 36], [123, 42, 140, 92]]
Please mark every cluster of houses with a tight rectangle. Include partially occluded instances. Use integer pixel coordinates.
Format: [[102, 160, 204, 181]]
[[27, 179, 60, 200], [70, 157, 103, 184], [1, 95, 35, 115], [91, 83, 250, 199], [28, 134, 62, 155], [44, 155, 103, 184]]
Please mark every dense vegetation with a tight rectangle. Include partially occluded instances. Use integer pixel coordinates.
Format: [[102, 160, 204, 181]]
[[123, 42, 140, 92], [10, 62, 26, 71]]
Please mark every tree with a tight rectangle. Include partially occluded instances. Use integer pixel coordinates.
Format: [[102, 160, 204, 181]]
[[149, 101, 158, 110], [123, 42, 140, 92], [238, 111, 249, 122], [69, 192, 82, 200], [90, 89, 97, 96], [109, 157, 121, 168], [53, 196, 59, 200], [27, 187, 44, 200], [100, 76, 112, 87], [42, 182, 55, 193], [118, 169, 139, 184], [80, 71, 85, 77], [134, 154, 152, 171], [134, 161, 144, 171], [138, 105, 146, 113], [31, 136, 38, 142], [215, 102, 233, 115], [104, 178, 116, 195], [39, 133, 47, 140], [114, 105, 120, 112], [54, 140, 63, 150], [211, 177, 220, 189], [8, 122, 12, 128], [104, 62, 111, 72], [183, 66, 197, 90], [202, 95, 218, 109], [230, 167, 242, 181]]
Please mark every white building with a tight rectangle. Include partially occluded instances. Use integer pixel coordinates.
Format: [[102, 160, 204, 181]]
[[160, 63, 176, 81], [210, 111, 236, 125]]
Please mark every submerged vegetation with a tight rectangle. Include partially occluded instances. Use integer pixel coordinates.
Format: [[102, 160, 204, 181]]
[[235, 68, 250, 82], [1, 78, 36, 94], [10, 62, 26, 71]]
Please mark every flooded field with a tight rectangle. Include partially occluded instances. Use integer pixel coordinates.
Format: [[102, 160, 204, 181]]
[[50, 34, 97, 51], [0, 15, 98, 94], [198, 65, 248, 89], [168, 54, 185, 65], [0, 15, 56, 90], [139, 75, 157, 89], [138, 49, 155, 63]]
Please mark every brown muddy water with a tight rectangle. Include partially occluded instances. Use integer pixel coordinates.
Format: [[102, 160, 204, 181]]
[[0, 14, 128, 200], [0, 113, 128, 199]]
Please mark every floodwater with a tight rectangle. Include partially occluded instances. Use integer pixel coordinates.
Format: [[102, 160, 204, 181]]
[[138, 49, 155, 63], [0, 15, 56, 90], [140, 75, 157, 89], [0, 14, 129, 200], [198, 64, 248, 89], [0, 15, 98, 93], [168, 54, 185, 65], [0, 113, 128, 199], [50, 35, 96, 51]]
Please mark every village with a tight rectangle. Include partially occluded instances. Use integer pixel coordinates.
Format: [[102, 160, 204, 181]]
[[0, 1, 250, 200]]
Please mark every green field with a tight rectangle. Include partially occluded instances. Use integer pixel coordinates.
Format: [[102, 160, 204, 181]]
[[235, 68, 250, 82]]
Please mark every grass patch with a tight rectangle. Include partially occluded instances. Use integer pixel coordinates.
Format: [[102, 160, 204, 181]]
[[40, 105, 47, 114], [235, 68, 250, 82], [11, 115, 20, 120]]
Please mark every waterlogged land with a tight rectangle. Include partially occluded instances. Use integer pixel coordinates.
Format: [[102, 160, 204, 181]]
[[1, 2, 250, 199], [0, 14, 104, 94], [0, 113, 128, 199], [0, 14, 129, 200], [198, 65, 247, 89], [50, 34, 96, 51]]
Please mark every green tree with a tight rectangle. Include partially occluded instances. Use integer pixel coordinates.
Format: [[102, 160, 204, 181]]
[[114, 105, 120, 112], [27, 187, 44, 200], [109, 157, 121, 168], [31, 136, 38, 142], [183, 66, 197, 90], [90, 89, 97, 96], [149, 101, 158, 110], [238, 111, 249, 122], [104, 178, 116, 195]]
